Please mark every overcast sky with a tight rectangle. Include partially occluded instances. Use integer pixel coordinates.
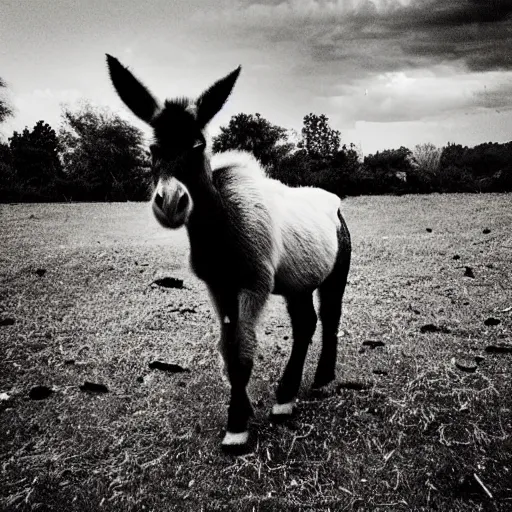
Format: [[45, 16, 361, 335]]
[[1, 0, 511, 154]]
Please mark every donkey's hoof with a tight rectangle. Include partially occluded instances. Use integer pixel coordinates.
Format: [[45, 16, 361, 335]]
[[221, 431, 251, 455], [270, 401, 295, 422]]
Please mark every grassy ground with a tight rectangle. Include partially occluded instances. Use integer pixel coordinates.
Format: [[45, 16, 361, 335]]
[[1, 194, 511, 512]]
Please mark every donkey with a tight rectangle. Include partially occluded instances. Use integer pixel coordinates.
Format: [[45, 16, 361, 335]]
[[106, 55, 351, 452]]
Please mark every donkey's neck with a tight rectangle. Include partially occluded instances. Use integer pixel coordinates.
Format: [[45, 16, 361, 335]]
[[182, 156, 235, 284], [184, 156, 226, 239], [183, 156, 220, 216]]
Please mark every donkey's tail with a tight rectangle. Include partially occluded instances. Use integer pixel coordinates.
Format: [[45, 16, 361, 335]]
[[337, 204, 351, 256]]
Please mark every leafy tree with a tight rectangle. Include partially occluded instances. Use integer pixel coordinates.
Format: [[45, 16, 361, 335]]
[[8, 121, 63, 200], [439, 143, 466, 171], [325, 144, 363, 196], [363, 147, 413, 194], [444, 141, 512, 192], [437, 143, 475, 192], [271, 114, 343, 190], [408, 143, 443, 192], [271, 143, 362, 196], [467, 142, 512, 179], [0, 141, 11, 163], [0, 142, 17, 201], [270, 149, 313, 187], [411, 143, 442, 175], [488, 163, 512, 192], [0, 77, 13, 125], [59, 103, 151, 201], [212, 113, 293, 173], [299, 113, 341, 159]]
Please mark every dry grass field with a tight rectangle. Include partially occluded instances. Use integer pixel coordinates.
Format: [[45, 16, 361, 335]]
[[1, 194, 511, 511]]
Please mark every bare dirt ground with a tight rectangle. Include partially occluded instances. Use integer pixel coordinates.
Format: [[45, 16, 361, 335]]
[[1, 194, 511, 511]]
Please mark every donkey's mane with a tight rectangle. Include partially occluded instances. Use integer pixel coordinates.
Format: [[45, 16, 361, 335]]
[[152, 98, 196, 142], [210, 150, 266, 178]]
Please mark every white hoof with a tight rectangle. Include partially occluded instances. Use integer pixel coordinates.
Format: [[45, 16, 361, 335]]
[[271, 401, 295, 416], [222, 431, 249, 446]]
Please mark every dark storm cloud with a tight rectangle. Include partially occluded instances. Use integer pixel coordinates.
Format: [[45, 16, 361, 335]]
[[309, 0, 512, 72], [392, 0, 512, 71], [405, 0, 512, 26], [235, 0, 512, 73]]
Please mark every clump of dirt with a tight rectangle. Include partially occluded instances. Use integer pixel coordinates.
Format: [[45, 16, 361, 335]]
[[337, 381, 373, 391], [79, 382, 109, 393], [362, 340, 385, 349], [453, 359, 478, 373], [152, 277, 184, 289], [420, 324, 451, 334], [169, 306, 197, 314], [29, 386, 53, 400], [485, 345, 512, 354], [463, 266, 475, 278], [148, 361, 190, 373]]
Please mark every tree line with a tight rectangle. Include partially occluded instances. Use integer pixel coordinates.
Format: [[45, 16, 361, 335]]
[[1, 90, 511, 202], [1, 104, 150, 202]]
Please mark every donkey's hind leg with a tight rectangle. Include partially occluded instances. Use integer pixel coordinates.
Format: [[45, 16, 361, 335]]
[[314, 253, 350, 389], [272, 292, 317, 419]]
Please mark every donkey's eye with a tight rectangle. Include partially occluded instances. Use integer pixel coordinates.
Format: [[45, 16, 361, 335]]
[[192, 139, 205, 151], [151, 166, 160, 183]]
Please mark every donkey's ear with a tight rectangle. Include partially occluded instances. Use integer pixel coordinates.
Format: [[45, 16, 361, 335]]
[[106, 54, 160, 124], [196, 66, 241, 128]]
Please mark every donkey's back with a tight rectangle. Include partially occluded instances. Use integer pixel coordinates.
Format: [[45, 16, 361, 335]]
[[210, 150, 346, 296]]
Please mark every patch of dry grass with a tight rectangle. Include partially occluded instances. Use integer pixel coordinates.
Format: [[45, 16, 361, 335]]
[[1, 194, 511, 511]]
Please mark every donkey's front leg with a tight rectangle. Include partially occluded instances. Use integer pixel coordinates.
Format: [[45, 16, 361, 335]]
[[213, 288, 268, 452]]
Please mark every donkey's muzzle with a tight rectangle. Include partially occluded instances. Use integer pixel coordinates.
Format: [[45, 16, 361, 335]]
[[152, 181, 192, 229]]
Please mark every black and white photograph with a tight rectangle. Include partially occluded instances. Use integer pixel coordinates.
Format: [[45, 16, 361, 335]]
[[1, 1, 511, 510]]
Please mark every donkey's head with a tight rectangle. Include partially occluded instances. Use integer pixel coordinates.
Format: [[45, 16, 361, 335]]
[[106, 54, 241, 229]]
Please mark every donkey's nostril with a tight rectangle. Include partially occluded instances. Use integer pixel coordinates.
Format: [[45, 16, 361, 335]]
[[154, 193, 164, 210], [176, 193, 189, 215]]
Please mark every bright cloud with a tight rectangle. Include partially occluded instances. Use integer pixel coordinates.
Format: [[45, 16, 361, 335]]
[[325, 70, 512, 125]]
